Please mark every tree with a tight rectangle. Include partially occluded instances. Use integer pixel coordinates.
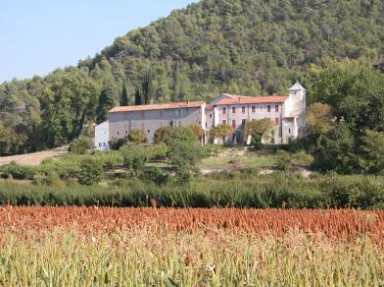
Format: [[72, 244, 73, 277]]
[[209, 124, 234, 144], [360, 130, 384, 175], [167, 138, 202, 181], [306, 103, 333, 135], [96, 88, 115, 124], [40, 69, 102, 148], [121, 143, 148, 177], [190, 125, 205, 144], [127, 129, 147, 144], [243, 119, 272, 147], [154, 126, 174, 144], [120, 80, 129, 106], [77, 158, 103, 185], [312, 123, 355, 173]]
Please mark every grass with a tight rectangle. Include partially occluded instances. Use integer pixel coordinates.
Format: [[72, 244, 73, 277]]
[[0, 227, 382, 286], [199, 147, 278, 171]]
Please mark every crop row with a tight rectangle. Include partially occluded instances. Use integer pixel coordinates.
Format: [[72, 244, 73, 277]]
[[0, 207, 382, 244]]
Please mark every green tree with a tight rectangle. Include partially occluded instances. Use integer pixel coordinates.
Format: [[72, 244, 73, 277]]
[[127, 129, 147, 144], [360, 130, 384, 175], [120, 80, 129, 106], [312, 124, 355, 173], [243, 119, 273, 147], [77, 158, 103, 185], [209, 124, 234, 144], [121, 143, 148, 177], [167, 138, 202, 181]]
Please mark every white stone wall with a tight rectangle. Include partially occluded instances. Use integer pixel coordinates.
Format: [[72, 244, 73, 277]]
[[94, 121, 110, 150], [109, 106, 205, 144]]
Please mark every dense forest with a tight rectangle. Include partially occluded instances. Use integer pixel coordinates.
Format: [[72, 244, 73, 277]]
[[0, 0, 383, 156]]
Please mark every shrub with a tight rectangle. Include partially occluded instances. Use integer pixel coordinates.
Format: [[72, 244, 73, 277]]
[[0, 163, 35, 180], [121, 144, 148, 177], [127, 130, 147, 144], [109, 138, 126, 150], [68, 137, 93, 154], [77, 158, 104, 185]]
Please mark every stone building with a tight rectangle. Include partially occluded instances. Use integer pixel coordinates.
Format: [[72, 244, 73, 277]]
[[94, 83, 306, 149]]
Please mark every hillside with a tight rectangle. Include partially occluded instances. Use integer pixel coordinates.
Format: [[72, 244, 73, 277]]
[[0, 0, 383, 155]]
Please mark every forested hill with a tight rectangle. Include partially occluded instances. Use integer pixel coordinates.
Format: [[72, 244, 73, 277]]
[[1, 0, 383, 155]]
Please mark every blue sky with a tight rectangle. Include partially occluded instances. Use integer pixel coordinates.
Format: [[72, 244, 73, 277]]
[[0, 0, 198, 82]]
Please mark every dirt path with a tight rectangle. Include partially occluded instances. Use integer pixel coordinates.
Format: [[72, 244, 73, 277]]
[[0, 146, 68, 166]]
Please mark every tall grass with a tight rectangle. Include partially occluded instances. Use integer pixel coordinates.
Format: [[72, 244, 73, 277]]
[[0, 174, 382, 209], [0, 228, 382, 286]]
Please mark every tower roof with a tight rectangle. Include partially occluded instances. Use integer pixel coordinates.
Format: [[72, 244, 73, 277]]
[[289, 82, 305, 91]]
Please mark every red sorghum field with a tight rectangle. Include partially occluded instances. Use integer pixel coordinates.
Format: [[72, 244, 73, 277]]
[[0, 207, 383, 286]]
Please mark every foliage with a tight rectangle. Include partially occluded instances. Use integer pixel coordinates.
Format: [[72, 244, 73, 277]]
[[190, 125, 205, 142], [312, 123, 355, 173], [121, 143, 148, 177], [2, 0, 383, 156], [68, 137, 93, 154], [167, 138, 202, 181], [306, 103, 333, 135], [127, 129, 147, 144], [154, 126, 174, 144], [359, 130, 384, 175], [77, 158, 104, 185], [209, 124, 233, 143], [243, 119, 273, 147], [109, 137, 126, 150]]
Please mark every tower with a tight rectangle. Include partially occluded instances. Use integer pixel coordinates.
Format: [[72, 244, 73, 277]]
[[288, 81, 306, 128]]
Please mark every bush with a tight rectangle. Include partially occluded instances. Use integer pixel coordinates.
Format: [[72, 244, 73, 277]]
[[121, 143, 148, 177], [0, 163, 35, 180], [127, 130, 147, 144], [68, 137, 93, 154], [109, 138, 126, 150], [77, 158, 104, 185]]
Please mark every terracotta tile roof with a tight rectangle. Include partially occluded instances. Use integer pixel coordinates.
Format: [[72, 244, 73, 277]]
[[214, 96, 288, 106], [109, 101, 205, 113]]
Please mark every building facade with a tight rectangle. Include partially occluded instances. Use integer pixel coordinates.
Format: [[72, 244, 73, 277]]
[[94, 83, 306, 149]]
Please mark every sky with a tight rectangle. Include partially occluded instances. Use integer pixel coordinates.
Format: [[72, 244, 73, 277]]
[[0, 0, 198, 83]]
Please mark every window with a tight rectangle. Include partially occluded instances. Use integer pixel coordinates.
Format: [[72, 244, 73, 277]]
[[147, 130, 150, 133], [267, 105, 271, 112], [289, 128, 291, 134], [232, 120, 236, 129], [103, 142, 106, 147], [209, 114, 212, 118], [222, 120, 226, 124], [252, 106, 256, 113], [275, 118, 279, 125], [117, 132, 120, 136], [242, 106, 246, 114], [242, 119, 246, 127], [223, 108, 226, 115], [275, 105, 279, 112], [99, 143, 102, 147], [205, 122, 208, 128], [232, 107, 236, 114]]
